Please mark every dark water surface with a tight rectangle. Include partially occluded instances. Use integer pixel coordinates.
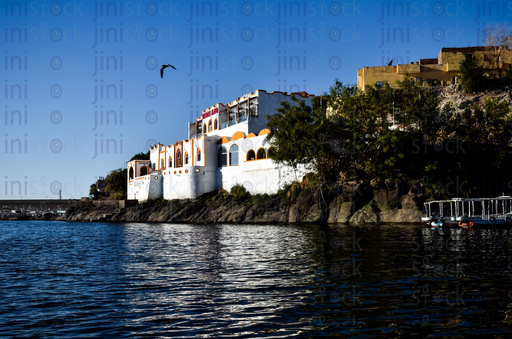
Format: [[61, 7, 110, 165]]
[[1, 221, 512, 338]]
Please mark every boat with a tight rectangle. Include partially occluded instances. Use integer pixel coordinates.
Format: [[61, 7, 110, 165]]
[[423, 195, 512, 228]]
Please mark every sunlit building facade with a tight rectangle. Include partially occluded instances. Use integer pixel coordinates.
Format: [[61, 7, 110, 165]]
[[127, 90, 314, 201]]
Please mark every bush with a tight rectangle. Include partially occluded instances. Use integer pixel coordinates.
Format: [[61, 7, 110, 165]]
[[113, 192, 124, 200], [230, 183, 248, 199]]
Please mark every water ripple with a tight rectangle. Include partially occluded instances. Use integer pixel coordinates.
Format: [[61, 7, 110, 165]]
[[1, 222, 512, 337]]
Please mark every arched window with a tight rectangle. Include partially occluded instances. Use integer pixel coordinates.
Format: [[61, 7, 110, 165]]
[[257, 148, 266, 159], [203, 123, 207, 134], [169, 156, 172, 168], [229, 145, 239, 166], [208, 120, 212, 132], [246, 150, 255, 161], [161, 158, 164, 169], [176, 151, 182, 167], [129, 166, 134, 179], [185, 152, 189, 165], [140, 166, 148, 176], [218, 147, 227, 167], [267, 147, 277, 158], [197, 148, 201, 161], [214, 119, 218, 130]]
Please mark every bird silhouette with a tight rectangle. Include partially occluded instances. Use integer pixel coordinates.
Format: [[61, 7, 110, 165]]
[[160, 64, 177, 78]]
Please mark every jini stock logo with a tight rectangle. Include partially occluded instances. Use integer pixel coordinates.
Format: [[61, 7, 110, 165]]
[[2, 175, 83, 198], [378, 1, 466, 20]]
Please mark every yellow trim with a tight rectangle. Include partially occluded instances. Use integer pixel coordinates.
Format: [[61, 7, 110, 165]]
[[217, 136, 230, 144], [246, 149, 256, 161], [232, 131, 245, 140], [246, 133, 256, 138], [257, 147, 267, 159], [258, 128, 271, 136]]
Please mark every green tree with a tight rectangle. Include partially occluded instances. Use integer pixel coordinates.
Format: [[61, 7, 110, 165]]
[[265, 95, 319, 169], [105, 168, 127, 196], [129, 151, 150, 161], [89, 183, 97, 195], [459, 53, 484, 94]]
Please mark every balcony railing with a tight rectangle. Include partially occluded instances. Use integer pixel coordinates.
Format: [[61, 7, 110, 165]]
[[218, 115, 250, 129]]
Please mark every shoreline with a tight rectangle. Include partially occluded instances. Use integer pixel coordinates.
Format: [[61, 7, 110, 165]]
[[55, 180, 427, 225]]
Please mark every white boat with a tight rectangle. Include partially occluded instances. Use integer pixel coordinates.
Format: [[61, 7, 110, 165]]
[[423, 195, 512, 227]]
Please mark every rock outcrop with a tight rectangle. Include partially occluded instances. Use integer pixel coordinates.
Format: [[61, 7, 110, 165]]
[[60, 179, 426, 225]]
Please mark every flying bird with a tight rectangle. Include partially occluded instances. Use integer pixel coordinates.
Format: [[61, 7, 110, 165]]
[[160, 64, 177, 78]]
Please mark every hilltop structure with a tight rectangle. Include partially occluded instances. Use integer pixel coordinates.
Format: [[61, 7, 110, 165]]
[[127, 90, 314, 202], [357, 46, 512, 90]]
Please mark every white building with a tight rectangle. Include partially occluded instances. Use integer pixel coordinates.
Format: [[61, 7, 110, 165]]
[[127, 90, 315, 202]]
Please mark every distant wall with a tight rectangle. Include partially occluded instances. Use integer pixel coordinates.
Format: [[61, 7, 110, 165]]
[[0, 199, 70, 211], [67, 200, 138, 209]]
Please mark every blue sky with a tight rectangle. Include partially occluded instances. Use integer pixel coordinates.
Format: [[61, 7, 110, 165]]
[[1, 0, 504, 199]]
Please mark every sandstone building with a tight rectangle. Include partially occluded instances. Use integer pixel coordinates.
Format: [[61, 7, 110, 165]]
[[357, 46, 512, 91]]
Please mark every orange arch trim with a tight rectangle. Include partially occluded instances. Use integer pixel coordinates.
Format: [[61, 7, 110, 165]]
[[258, 129, 271, 136], [231, 131, 245, 140], [217, 136, 230, 144]]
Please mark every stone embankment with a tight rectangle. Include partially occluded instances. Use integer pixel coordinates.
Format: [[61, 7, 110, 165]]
[[59, 180, 426, 225]]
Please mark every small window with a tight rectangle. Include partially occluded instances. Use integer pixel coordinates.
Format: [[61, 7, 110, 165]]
[[140, 166, 148, 176], [176, 151, 182, 167], [257, 148, 266, 159], [229, 145, 239, 166], [161, 159, 164, 169], [246, 150, 255, 161], [169, 156, 172, 168], [208, 120, 212, 132], [129, 167, 134, 179], [185, 152, 189, 165], [197, 148, 201, 161], [203, 123, 207, 134], [376, 81, 384, 88], [214, 119, 218, 130], [218, 147, 227, 167]]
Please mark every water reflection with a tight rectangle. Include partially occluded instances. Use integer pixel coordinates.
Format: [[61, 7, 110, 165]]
[[1, 221, 512, 337]]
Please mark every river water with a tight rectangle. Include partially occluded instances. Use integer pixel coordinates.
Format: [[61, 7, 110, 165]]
[[1, 221, 512, 338]]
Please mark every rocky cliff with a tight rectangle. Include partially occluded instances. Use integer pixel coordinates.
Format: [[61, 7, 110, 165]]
[[60, 180, 426, 225]]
